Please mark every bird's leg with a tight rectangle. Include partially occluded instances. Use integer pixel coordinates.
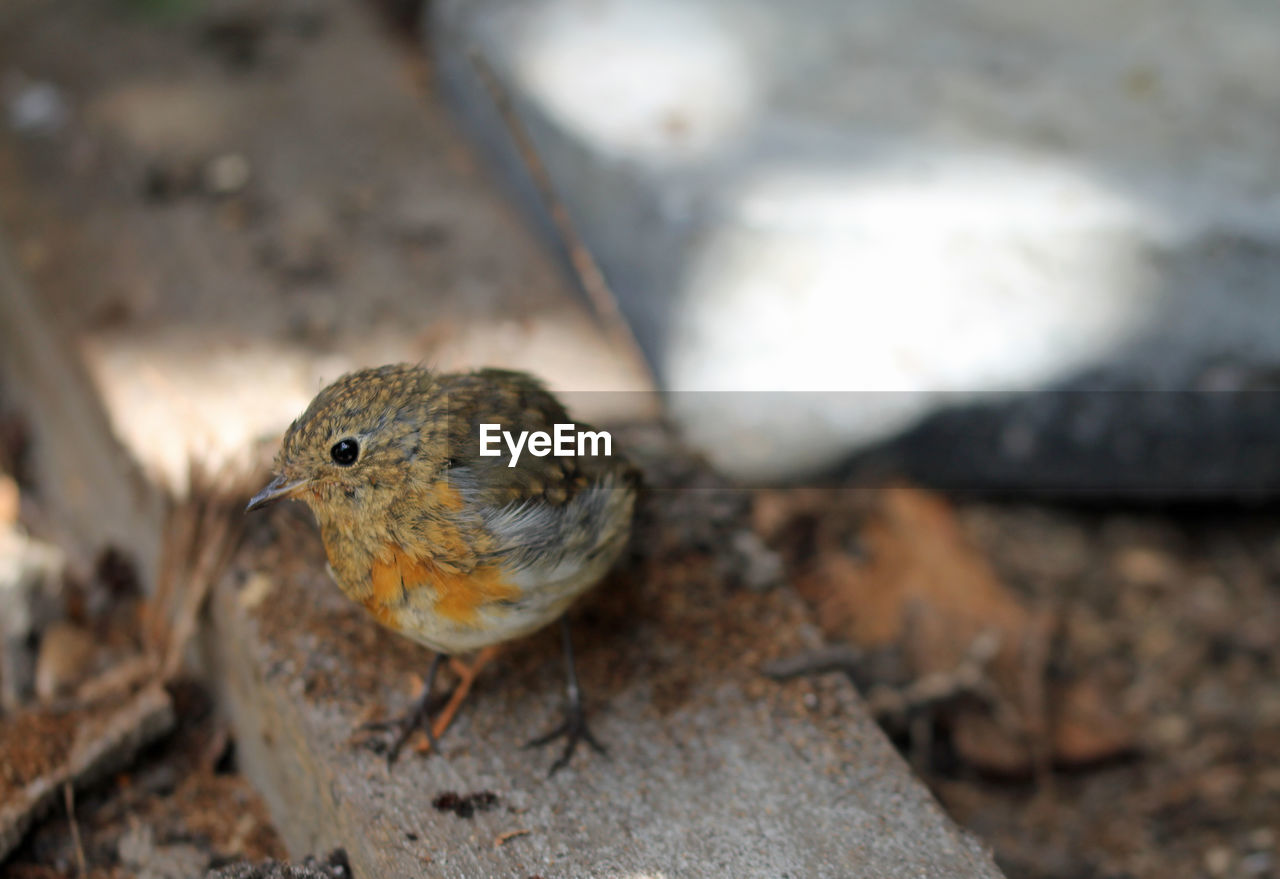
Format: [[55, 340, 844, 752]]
[[360, 651, 448, 765], [526, 617, 606, 774], [427, 645, 501, 744]]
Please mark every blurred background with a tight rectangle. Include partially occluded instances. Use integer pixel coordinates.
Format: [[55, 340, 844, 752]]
[[0, 1, 1277, 877]]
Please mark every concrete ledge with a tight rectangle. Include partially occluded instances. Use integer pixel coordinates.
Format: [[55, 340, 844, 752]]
[[207, 497, 1001, 878]]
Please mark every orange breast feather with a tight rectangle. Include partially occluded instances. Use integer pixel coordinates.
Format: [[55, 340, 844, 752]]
[[367, 545, 520, 629]]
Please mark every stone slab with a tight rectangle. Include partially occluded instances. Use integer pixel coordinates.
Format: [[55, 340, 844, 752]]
[[431, 0, 1280, 493], [207, 492, 1002, 879]]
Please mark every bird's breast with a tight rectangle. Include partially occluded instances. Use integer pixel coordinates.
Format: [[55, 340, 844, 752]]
[[365, 544, 521, 629]]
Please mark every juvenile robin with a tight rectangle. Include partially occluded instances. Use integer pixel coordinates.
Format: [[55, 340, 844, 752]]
[[246, 364, 637, 772]]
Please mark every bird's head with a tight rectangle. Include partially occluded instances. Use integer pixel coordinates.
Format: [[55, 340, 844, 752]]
[[246, 364, 445, 521]]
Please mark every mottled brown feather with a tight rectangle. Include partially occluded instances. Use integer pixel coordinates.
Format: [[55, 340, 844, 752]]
[[260, 363, 636, 653]]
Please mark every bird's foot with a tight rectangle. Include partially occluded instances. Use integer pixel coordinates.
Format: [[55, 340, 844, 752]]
[[526, 702, 607, 775], [358, 687, 450, 766], [360, 647, 502, 766], [429, 648, 500, 742]]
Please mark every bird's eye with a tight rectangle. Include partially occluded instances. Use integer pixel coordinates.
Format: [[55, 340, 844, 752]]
[[330, 438, 359, 466]]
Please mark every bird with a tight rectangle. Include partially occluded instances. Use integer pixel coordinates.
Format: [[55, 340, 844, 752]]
[[245, 364, 637, 772]]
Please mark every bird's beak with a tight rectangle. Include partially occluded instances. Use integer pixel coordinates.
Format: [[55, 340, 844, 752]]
[[245, 474, 309, 513]]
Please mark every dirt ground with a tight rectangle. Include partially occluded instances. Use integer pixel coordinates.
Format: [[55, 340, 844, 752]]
[[1, 2, 1277, 878], [919, 501, 1279, 879], [745, 487, 1280, 879], [6, 682, 286, 879]]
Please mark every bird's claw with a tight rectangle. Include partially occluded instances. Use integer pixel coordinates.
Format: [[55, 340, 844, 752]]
[[358, 689, 450, 766], [526, 705, 607, 775]]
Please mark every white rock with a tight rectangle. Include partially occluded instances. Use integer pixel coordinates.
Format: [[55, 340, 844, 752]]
[[5, 78, 69, 135], [433, 0, 1280, 482]]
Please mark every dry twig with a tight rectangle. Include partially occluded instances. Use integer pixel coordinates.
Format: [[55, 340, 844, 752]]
[[1, 465, 249, 863], [764, 630, 1025, 738], [150, 463, 253, 682], [63, 782, 87, 879], [0, 683, 174, 862], [494, 828, 531, 848]]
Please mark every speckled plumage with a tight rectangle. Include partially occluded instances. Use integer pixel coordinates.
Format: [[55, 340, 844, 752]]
[[254, 364, 637, 654]]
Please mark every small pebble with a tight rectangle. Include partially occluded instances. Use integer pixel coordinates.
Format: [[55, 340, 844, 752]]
[[204, 153, 252, 196], [240, 571, 275, 610], [1112, 545, 1177, 587], [1135, 622, 1177, 662], [6, 79, 69, 135], [1204, 846, 1232, 877], [1248, 828, 1275, 850], [1241, 852, 1273, 876], [1148, 713, 1190, 749], [731, 529, 783, 592]]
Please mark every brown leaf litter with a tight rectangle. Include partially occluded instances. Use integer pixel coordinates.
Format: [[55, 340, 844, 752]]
[[763, 484, 1135, 774]]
